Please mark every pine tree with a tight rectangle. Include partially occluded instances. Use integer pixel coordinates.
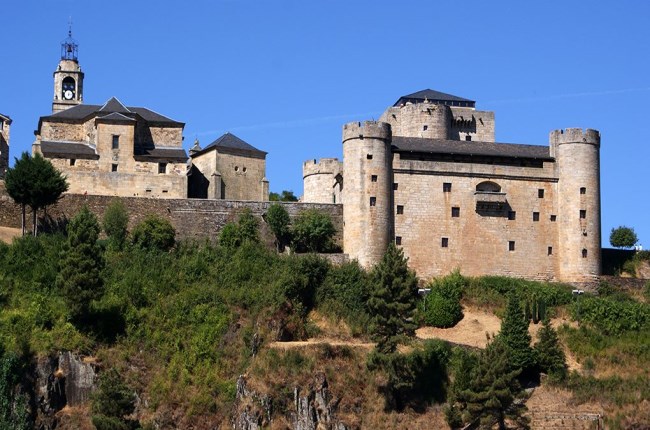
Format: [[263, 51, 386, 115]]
[[367, 243, 418, 354], [499, 292, 536, 376], [56, 206, 103, 323], [534, 318, 567, 381], [454, 339, 529, 430]]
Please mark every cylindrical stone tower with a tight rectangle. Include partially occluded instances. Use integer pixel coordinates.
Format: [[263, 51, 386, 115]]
[[551, 128, 601, 284], [342, 121, 393, 268], [302, 158, 342, 203]]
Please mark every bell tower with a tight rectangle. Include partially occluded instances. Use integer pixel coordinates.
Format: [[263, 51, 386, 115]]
[[52, 22, 84, 113]]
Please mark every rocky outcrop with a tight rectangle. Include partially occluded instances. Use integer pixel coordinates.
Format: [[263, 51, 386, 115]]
[[33, 352, 97, 429], [233, 375, 272, 430], [292, 372, 347, 430]]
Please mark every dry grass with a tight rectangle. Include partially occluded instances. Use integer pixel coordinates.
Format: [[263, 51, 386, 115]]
[[0, 226, 20, 243]]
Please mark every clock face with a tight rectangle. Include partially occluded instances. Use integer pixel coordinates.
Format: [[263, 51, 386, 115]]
[[62, 80, 75, 100], [64, 90, 74, 100]]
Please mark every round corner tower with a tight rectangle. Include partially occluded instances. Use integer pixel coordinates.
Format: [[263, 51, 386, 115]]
[[551, 128, 601, 284], [302, 158, 342, 204], [342, 121, 393, 268]]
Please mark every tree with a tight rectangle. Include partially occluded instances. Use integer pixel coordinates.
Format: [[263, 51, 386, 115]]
[[5, 152, 68, 236], [534, 318, 567, 381], [102, 199, 129, 250], [91, 369, 137, 430], [131, 214, 176, 252], [266, 203, 291, 252], [218, 209, 260, 248], [610, 226, 638, 248], [56, 206, 104, 323], [367, 243, 419, 354], [291, 209, 336, 253], [269, 190, 299, 202], [499, 292, 536, 377], [452, 339, 529, 430]]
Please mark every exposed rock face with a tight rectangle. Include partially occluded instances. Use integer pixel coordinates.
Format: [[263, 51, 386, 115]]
[[233, 375, 272, 430], [292, 372, 347, 430], [33, 352, 97, 429]]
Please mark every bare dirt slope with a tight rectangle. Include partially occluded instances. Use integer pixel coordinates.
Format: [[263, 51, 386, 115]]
[[0, 226, 20, 244]]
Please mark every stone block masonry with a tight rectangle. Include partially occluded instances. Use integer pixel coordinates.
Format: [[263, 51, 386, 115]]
[[0, 190, 343, 247]]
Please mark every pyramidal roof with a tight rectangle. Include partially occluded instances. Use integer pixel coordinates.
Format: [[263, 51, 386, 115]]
[[192, 132, 266, 157], [98, 97, 131, 113], [393, 89, 475, 108]]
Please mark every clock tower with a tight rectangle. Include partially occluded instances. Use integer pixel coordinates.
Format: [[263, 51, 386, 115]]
[[52, 27, 84, 113]]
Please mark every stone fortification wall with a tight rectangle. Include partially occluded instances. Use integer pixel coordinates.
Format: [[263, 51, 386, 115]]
[[0, 189, 342, 246], [0, 119, 9, 179], [302, 158, 342, 204]]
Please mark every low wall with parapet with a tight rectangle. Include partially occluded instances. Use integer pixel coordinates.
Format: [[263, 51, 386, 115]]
[[0, 188, 343, 247]]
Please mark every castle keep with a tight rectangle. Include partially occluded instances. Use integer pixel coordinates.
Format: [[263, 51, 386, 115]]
[[303, 90, 601, 284]]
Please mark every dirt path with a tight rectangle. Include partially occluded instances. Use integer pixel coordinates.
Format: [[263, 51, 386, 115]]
[[0, 226, 20, 244], [416, 308, 501, 348]]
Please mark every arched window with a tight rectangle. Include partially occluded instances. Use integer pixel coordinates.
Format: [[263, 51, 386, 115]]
[[61, 77, 76, 100], [476, 181, 501, 193]]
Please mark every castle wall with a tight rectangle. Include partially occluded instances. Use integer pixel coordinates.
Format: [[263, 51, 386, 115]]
[[393, 156, 559, 280], [0, 191, 342, 248], [214, 151, 268, 201], [0, 119, 9, 179], [302, 158, 342, 203]]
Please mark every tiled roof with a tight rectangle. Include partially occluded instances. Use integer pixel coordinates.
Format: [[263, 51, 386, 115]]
[[192, 132, 266, 158], [392, 136, 552, 160], [40, 141, 99, 159], [133, 147, 188, 163], [394, 89, 476, 107], [96, 112, 136, 122]]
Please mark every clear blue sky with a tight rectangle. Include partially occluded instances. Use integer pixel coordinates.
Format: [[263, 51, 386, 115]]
[[2, 1, 649, 247]]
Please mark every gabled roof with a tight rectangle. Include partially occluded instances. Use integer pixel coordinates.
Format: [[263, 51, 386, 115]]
[[39, 97, 184, 127], [392, 136, 552, 160], [191, 132, 267, 159], [133, 147, 188, 163], [393, 89, 476, 108], [0, 113, 12, 124]]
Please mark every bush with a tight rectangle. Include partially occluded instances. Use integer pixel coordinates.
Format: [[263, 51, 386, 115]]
[[291, 209, 336, 253], [572, 295, 649, 334], [265, 203, 291, 252], [92, 369, 137, 430], [610, 226, 638, 248], [103, 199, 129, 250], [419, 271, 465, 328], [218, 209, 260, 248], [131, 215, 175, 252], [0, 351, 31, 430], [316, 261, 370, 333]]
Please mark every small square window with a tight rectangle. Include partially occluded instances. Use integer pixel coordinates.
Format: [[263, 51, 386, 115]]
[[393, 183, 398, 191], [550, 215, 557, 222], [582, 249, 588, 258], [533, 212, 540, 222], [508, 241, 515, 251], [395, 236, 402, 245], [70, 159, 76, 166], [423, 125, 428, 131], [162, 189, 168, 193], [112, 135, 120, 149], [158, 163, 167, 174], [111, 164, 118, 172], [465, 135, 472, 141], [370, 197, 376, 207], [548, 246, 553, 255], [396, 205, 404, 215], [442, 237, 449, 248], [451, 207, 460, 217], [366, 154, 373, 160], [508, 211, 516, 221], [580, 210, 586, 219], [443, 182, 452, 192], [538, 189, 544, 198], [371, 175, 377, 182], [580, 187, 586, 195]]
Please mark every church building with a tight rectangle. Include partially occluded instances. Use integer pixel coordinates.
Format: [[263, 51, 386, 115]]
[[32, 31, 188, 198], [303, 89, 602, 284]]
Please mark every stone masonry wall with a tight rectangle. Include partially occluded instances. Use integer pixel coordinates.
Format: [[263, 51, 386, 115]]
[[0, 190, 342, 247]]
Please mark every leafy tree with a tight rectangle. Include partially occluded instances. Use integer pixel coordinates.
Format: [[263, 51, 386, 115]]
[[131, 214, 176, 252], [0, 350, 31, 430], [534, 318, 567, 381], [56, 206, 104, 324], [291, 209, 336, 253], [367, 243, 419, 354], [91, 369, 137, 430], [218, 209, 260, 248], [102, 199, 129, 250], [269, 190, 299, 202], [610, 226, 638, 248], [420, 271, 464, 328], [452, 339, 529, 429], [4, 152, 68, 236], [266, 203, 291, 252], [499, 292, 536, 377]]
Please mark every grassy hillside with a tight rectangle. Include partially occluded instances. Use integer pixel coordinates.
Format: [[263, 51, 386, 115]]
[[0, 230, 649, 429]]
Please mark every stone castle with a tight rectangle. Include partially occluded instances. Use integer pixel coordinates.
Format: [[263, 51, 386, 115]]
[[32, 31, 267, 201], [303, 90, 601, 284], [1, 32, 602, 285]]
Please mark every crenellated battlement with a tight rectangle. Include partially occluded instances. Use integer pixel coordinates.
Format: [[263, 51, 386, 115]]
[[342, 121, 391, 142], [550, 128, 600, 146], [302, 158, 342, 178]]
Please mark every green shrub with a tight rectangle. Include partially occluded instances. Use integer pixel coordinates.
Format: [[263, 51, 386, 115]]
[[419, 271, 464, 328], [291, 209, 336, 253], [572, 296, 649, 334], [0, 351, 31, 430], [316, 261, 370, 333], [265, 203, 290, 252], [218, 209, 260, 249], [131, 214, 175, 252], [102, 199, 129, 250]]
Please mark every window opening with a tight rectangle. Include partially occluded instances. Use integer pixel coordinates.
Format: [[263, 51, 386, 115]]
[[580, 210, 586, 219], [538, 189, 545, 198], [465, 135, 472, 141], [533, 212, 540, 222], [442, 237, 449, 248], [395, 236, 402, 245], [508, 211, 516, 220], [509, 241, 515, 251], [452, 207, 460, 217], [367, 154, 373, 160], [158, 163, 167, 174], [548, 246, 553, 255], [371, 175, 377, 182], [112, 135, 120, 149], [582, 249, 588, 258], [580, 187, 586, 195], [550, 215, 557, 222], [443, 182, 452, 192], [370, 197, 376, 207], [396, 205, 404, 215], [111, 164, 118, 172], [70, 159, 76, 166]]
